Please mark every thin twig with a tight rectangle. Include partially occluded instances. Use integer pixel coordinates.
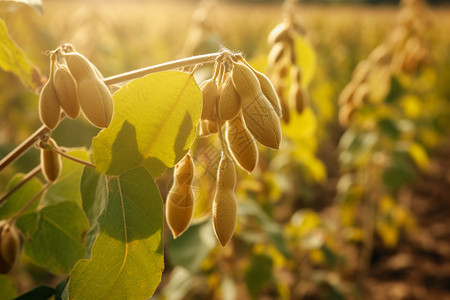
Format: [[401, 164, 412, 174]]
[[0, 165, 42, 206], [51, 147, 96, 168], [10, 183, 51, 224], [103, 52, 220, 85], [0, 125, 49, 173], [0, 52, 224, 173]]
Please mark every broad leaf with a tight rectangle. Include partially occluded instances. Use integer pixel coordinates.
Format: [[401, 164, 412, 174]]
[[0, 173, 42, 219], [69, 167, 164, 300], [0, 18, 43, 92], [293, 35, 316, 89], [93, 71, 202, 177], [16, 201, 89, 275], [41, 148, 90, 207]]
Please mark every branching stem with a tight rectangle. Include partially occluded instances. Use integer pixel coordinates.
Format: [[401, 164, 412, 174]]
[[0, 165, 42, 206], [51, 146, 96, 168], [103, 52, 221, 85], [0, 52, 225, 173], [10, 183, 51, 224]]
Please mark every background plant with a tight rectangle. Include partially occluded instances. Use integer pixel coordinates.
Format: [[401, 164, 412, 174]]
[[1, 0, 450, 299]]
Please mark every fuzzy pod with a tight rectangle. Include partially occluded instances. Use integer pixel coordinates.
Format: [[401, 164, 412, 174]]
[[338, 102, 356, 127], [165, 186, 195, 238], [267, 42, 286, 71], [174, 153, 195, 187], [289, 84, 308, 114], [200, 78, 219, 121], [63, 52, 113, 128], [219, 76, 241, 121], [225, 116, 258, 173], [40, 138, 62, 182], [212, 155, 237, 247], [352, 83, 370, 107], [53, 64, 80, 119], [231, 63, 281, 149], [39, 79, 61, 130], [252, 69, 282, 117], [0, 224, 20, 274], [267, 22, 291, 45]]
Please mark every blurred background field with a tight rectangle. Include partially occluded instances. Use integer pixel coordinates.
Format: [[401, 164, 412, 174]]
[[1, 0, 450, 299]]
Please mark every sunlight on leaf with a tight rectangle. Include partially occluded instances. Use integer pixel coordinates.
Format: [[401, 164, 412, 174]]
[[69, 167, 164, 300], [0, 18, 43, 92], [93, 71, 202, 178]]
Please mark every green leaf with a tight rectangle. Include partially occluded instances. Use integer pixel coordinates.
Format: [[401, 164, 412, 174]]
[[0, 0, 43, 14], [0, 275, 17, 299], [69, 167, 164, 300], [244, 254, 273, 300], [93, 71, 202, 177], [239, 200, 291, 259], [80, 166, 107, 226], [0, 173, 42, 220], [41, 148, 90, 207], [167, 220, 216, 273], [293, 35, 316, 88], [15, 286, 54, 300], [79, 166, 107, 258], [16, 201, 89, 275], [0, 18, 42, 92]]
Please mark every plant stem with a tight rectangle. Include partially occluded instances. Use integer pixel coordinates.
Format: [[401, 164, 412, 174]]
[[0, 52, 222, 173], [0, 165, 42, 206], [103, 52, 220, 85], [52, 146, 96, 168], [0, 125, 49, 173], [10, 183, 51, 223]]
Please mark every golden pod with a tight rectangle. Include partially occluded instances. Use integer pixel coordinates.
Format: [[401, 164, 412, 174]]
[[225, 116, 258, 173], [198, 120, 210, 137], [351, 60, 371, 86], [63, 52, 113, 128], [200, 78, 219, 121], [165, 186, 195, 238], [369, 45, 391, 65], [219, 76, 241, 121], [232, 63, 281, 149], [252, 69, 282, 117], [267, 22, 291, 45], [352, 83, 370, 107], [267, 42, 286, 71], [212, 155, 237, 247], [40, 138, 62, 182], [174, 153, 195, 187], [0, 224, 20, 274], [39, 79, 61, 130], [53, 65, 80, 119], [338, 82, 357, 106], [280, 96, 290, 123], [289, 84, 307, 114], [338, 102, 356, 127]]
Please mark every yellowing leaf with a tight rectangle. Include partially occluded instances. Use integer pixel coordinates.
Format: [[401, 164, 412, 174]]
[[401, 95, 421, 119], [93, 71, 202, 177], [293, 36, 316, 89], [0, 18, 43, 92], [408, 142, 430, 171]]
